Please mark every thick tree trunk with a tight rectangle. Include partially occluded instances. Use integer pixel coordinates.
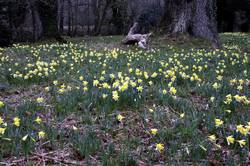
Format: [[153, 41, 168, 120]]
[[1, 0, 66, 44], [165, 0, 220, 48], [110, 0, 127, 34], [0, 23, 11, 47], [0, 1, 12, 47], [0, 0, 28, 44], [37, 0, 66, 43], [25, 0, 43, 41]]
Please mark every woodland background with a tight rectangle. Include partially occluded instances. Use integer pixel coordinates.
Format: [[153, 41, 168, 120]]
[[0, 0, 249, 46]]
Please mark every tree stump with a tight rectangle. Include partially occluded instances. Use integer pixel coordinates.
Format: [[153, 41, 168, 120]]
[[122, 22, 152, 49]]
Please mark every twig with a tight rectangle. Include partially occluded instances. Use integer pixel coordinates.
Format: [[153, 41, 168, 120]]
[[32, 152, 81, 165]]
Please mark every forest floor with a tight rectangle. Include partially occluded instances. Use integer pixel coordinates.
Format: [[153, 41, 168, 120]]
[[0, 33, 249, 165]]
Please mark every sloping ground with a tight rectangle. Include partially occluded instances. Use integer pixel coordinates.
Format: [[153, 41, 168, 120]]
[[0, 33, 249, 165]]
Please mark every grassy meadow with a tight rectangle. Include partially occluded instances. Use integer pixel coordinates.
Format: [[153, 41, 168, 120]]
[[0, 33, 249, 165]]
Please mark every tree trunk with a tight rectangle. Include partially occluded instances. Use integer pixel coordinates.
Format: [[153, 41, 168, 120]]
[[94, 1, 110, 35], [110, 0, 127, 34], [67, 0, 72, 36], [27, 0, 43, 41], [165, 0, 220, 48], [58, 0, 65, 33], [0, 1, 11, 47], [0, 0, 28, 44], [72, 0, 79, 36], [37, 0, 66, 43]]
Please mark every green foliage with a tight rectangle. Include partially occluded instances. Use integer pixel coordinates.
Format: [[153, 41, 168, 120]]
[[0, 33, 249, 164]]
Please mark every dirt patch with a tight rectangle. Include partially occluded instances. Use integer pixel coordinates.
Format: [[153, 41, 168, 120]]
[[0, 84, 51, 109]]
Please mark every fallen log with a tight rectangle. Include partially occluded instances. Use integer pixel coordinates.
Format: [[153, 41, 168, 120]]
[[122, 22, 152, 49]]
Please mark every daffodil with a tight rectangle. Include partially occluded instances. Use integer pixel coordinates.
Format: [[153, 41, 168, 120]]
[[150, 128, 158, 135], [180, 113, 185, 118], [53, 80, 58, 85], [169, 87, 177, 95], [155, 143, 164, 153], [13, 117, 20, 127], [0, 117, 3, 124], [234, 95, 243, 103], [117, 114, 124, 122], [119, 82, 128, 92], [226, 135, 235, 145], [224, 94, 232, 104], [246, 122, 250, 131], [58, 88, 65, 93], [237, 140, 246, 147], [0, 101, 4, 108], [225, 109, 231, 113], [102, 94, 108, 99], [34, 116, 42, 124], [36, 97, 44, 103], [93, 80, 99, 86], [151, 72, 158, 78], [216, 75, 223, 81], [83, 87, 88, 92], [22, 134, 29, 141], [144, 72, 149, 79], [212, 82, 220, 90], [45, 87, 50, 92], [112, 91, 119, 101], [237, 85, 243, 91], [72, 126, 78, 131], [236, 125, 248, 136], [79, 76, 84, 81], [137, 86, 143, 92], [208, 134, 216, 142], [38, 131, 45, 139], [82, 81, 88, 86], [0, 128, 6, 135], [149, 108, 154, 113], [210, 96, 215, 102], [215, 119, 223, 127]]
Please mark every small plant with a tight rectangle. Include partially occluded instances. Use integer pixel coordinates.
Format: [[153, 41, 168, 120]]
[[72, 130, 101, 160]]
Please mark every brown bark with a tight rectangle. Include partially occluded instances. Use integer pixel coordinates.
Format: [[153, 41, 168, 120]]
[[165, 0, 220, 48]]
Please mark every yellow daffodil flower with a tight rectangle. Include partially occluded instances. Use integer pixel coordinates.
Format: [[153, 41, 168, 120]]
[[13, 117, 20, 127], [226, 135, 235, 145], [117, 114, 124, 122], [0, 101, 4, 108], [150, 128, 158, 135], [36, 97, 44, 103], [0, 128, 6, 135], [38, 131, 45, 139], [208, 134, 216, 142], [237, 140, 246, 147], [34, 117, 42, 124], [155, 143, 164, 153], [215, 119, 223, 127]]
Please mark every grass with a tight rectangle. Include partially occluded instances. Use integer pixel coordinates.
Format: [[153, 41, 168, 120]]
[[0, 33, 249, 165]]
